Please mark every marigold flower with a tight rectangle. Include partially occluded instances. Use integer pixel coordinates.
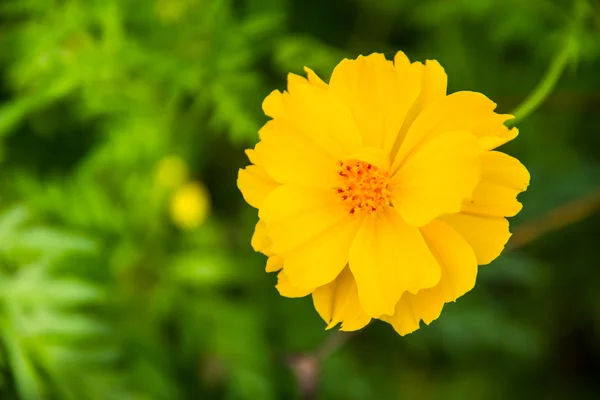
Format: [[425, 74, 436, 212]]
[[238, 52, 530, 335]]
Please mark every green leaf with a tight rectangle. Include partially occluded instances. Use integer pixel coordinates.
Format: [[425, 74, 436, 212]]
[[14, 227, 98, 256], [0, 206, 29, 243], [2, 330, 44, 400]]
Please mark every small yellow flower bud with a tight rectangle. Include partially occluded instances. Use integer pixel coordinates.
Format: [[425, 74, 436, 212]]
[[170, 182, 210, 230]]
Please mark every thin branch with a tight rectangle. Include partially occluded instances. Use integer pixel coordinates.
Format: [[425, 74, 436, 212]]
[[286, 331, 359, 400], [286, 354, 319, 400], [508, 190, 600, 250], [315, 331, 358, 361], [507, 34, 577, 126], [507, 0, 591, 126]]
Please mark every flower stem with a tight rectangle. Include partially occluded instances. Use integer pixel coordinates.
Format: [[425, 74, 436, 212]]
[[507, 35, 577, 127], [287, 331, 360, 399], [508, 190, 600, 250]]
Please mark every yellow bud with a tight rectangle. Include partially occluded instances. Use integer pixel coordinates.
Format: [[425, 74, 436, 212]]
[[170, 182, 210, 230], [154, 156, 189, 189]]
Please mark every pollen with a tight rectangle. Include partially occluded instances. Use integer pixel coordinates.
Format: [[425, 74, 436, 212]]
[[335, 160, 392, 215]]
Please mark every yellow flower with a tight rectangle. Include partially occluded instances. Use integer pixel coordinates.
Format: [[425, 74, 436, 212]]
[[238, 52, 530, 335], [170, 182, 210, 230]]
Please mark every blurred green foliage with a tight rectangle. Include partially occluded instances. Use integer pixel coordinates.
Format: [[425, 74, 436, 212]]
[[0, 0, 599, 399]]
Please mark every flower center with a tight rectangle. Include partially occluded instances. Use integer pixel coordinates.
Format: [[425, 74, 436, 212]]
[[335, 160, 392, 215]]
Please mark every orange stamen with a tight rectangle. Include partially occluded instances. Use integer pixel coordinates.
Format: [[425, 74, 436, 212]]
[[335, 160, 392, 216]]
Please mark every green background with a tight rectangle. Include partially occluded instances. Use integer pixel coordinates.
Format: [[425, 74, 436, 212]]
[[0, 0, 599, 398]]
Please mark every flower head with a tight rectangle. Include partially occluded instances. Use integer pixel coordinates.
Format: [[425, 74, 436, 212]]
[[238, 52, 529, 335]]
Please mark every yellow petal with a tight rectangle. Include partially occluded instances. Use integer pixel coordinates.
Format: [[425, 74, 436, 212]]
[[262, 89, 286, 119], [416, 59, 448, 109], [276, 270, 313, 298], [251, 220, 272, 255], [261, 66, 330, 118], [245, 149, 262, 165], [420, 219, 478, 303], [345, 146, 390, 171], [279, 83, 362, 158], [476, 117, 517, 151], [283, 216, 363, 290], [253, 120, 340, 188], [348, 207, 440, 318], [266, 255, 283, 272], [304, 67, 328, 89], [379, 293, 421, 336], [312, 267, 371, 331], [391, 130, 481, 227], [392, 91, 515, 171], [329, 53, 419, 154], [259, 185, 349, 254], [393, 51, 412, 71], [393, 54, 447, 109], [462, 151, 530, 218], [237, 165, 280, 209], [382, 218, 477, 336], [287, 72, 308, 92], [391, 58, 446, 160], [390, 56, 427, 157], [439, 213, 511, 265]]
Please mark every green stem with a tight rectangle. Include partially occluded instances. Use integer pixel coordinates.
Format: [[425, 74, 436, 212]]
[[508, 35, 577, 127]]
